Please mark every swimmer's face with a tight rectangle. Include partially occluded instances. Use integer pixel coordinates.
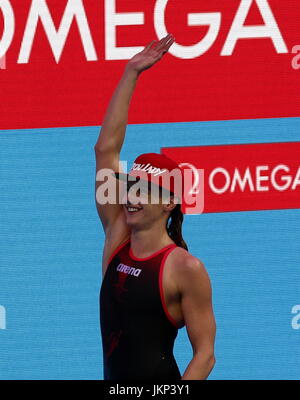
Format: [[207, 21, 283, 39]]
[[122, 180, 176, 228]]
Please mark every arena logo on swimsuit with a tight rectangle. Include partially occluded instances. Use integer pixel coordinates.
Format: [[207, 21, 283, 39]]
[[117, 263, 142, 277], [0, 0, 288, 63]]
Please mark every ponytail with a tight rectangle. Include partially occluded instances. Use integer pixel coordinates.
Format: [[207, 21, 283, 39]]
[[166, 203, 188, 251]]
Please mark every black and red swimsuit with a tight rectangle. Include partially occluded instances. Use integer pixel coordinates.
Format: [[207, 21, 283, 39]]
[[99, 238, 183, 380]]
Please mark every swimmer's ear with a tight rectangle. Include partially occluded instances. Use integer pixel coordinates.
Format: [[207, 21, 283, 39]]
[[162, 193, 178, 212]]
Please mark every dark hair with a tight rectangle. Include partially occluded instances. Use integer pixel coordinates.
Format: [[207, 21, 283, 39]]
[[166, 203, 188, 251]]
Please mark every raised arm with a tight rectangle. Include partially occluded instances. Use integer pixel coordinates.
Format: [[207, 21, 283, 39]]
[[94, 66, 139, 236], [94, 34, 175, 236]]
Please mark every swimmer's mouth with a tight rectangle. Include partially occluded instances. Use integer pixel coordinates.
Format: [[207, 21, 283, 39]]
[[125, 205, 143, 214]]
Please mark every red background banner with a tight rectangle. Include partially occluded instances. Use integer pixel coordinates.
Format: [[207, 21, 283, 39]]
[[0, 0, 299, 130], [162, 142, 300, 213]]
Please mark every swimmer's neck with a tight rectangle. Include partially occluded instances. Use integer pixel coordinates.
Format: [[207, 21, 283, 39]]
[[129, 227, 175, 258]]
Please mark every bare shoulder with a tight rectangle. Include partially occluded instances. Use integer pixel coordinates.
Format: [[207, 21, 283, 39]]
[[167, 247, 210, 291], [168, 246, 206, 271]]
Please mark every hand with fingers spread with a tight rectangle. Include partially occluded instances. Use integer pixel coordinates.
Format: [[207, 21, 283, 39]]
[[126, 34, 175, 74]]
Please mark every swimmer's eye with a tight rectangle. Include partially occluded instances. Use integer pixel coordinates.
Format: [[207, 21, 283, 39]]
[[137, 187, 149, 196], [126, 185, 149, 195]]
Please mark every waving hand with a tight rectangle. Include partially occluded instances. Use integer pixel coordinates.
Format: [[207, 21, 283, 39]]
[[126, 34, 175, 74]]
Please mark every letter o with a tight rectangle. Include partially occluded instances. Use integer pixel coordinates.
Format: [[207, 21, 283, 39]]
[[0, 0, 15, 58], [209, 168, 231, 194]]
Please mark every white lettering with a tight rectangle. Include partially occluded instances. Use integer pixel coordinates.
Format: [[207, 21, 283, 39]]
[[291, 305, 300, 330], [154, 0, 221, 59], [209, 167, 231, 194], [0, 0, 289, 64], [256, 165, 269, 192], [105, 0, 144, 60], [18, 0, 97, 63], [0, 0, 14, 58], [140, 163, 151, 172], [271, 164, 292, 191], [292, 167, 300, 190], [231, 167, 255, 192], [131, 163, 167, 176], [291, 45, 300, 70], [209, 165, 300, 194], [179, 163, 204, 215], [221, 0, 288, 56], [117, 263, 141, 277], [0, 305, 6, 330]]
